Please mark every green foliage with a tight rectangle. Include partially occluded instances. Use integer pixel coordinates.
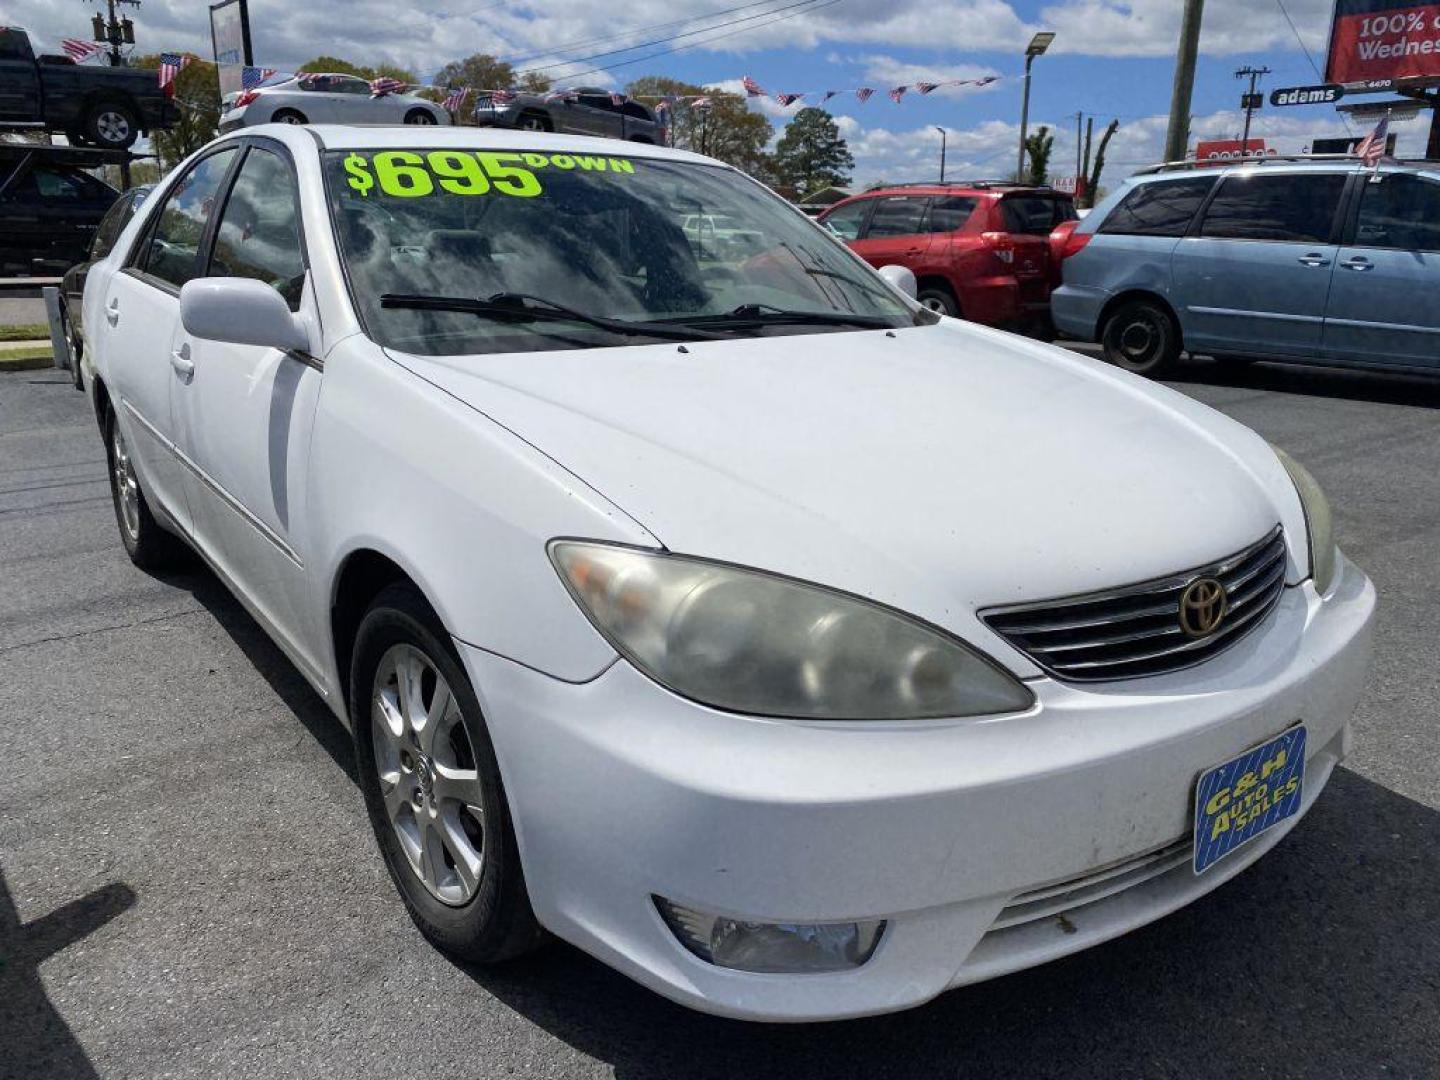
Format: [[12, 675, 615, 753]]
[[625, 76, 774, 178], [770, 107, 853, 199], [130, 54, 219, 169], [431, 54, 551, 122], [1023, 124, 1054, 186], [1084, 120, 1119, 209]]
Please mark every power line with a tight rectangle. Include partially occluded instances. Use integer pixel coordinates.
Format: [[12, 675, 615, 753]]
[[496, 0, 790, 66], [1272, 0, 1356, 134], [515, 0, 836, 78], [524, 0, 844, 83]]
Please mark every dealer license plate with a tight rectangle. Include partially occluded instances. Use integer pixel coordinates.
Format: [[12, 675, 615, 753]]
[[1193, 725, 1306, 875]]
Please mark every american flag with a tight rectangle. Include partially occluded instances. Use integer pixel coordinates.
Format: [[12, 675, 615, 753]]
[[971, 75, 999, 87], [821, 90, 838, 103], [610, 91, 627, 107], [691, 96, 712, 109], [855, 87, 874, 103], [888, 85, 907, 103], [369, 76, 407, 98], [916, 82, 940, 95], [241, 65, 277, 90], [741, 74, 764, 97], [442, 86, 470, 113], [158, 53, 192, 95], [775, 92, 804, 107], [62, 38, 106, 62], [1354, 113, 1390, 167], [543, 89, 572, 104], [490, 88, 516, 105]]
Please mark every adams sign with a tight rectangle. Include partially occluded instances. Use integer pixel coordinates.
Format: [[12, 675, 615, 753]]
[[1270, 83, 1346, 105]]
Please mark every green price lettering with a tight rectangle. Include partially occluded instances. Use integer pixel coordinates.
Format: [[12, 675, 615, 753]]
[[343, 152, 374, 197], [341, 151, 633, 199], [373, 151, 434, 197]]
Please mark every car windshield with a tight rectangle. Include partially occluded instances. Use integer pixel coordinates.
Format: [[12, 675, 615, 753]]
[[324, 147, 924, 355]]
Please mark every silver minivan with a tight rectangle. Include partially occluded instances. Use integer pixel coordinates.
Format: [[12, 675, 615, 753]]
[[1051, 158, 1440, 377]]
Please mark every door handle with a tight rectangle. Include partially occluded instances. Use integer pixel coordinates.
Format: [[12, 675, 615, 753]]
[[105, 298, 120, 326], [1339, 257, 1373, 271], [170, 343, 194, 381], [1297, 254, 1331, 267]]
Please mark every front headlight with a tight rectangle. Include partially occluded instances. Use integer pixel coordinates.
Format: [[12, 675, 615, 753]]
[[550, 542, 1033, 720], [1273, 447, 1337, 595]]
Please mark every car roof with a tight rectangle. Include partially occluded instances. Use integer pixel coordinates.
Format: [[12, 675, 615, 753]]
[[1131, 158, 1440, 185], [285, 123, 718, 166], [844, 182, 1066, 199]]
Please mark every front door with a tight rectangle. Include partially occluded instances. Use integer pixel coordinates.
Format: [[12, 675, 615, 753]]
[[104, 144, 241, 535], [168, 141, 326, 677], [1322, 170, 1440, 369], [1170, 171, 1348, 358]]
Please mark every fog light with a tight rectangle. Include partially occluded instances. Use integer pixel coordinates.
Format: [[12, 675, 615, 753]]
[[655, 897, 885, 973]]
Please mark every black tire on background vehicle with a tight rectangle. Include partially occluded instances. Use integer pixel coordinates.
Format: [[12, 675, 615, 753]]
[[1100, 299, 1182, 378], [351, 582, 544, 964], [84, 100, 139, 149], [104, 405, 186, 570], [404, 108, 438, 125], [58, 300, 82, 390], [917, 285, 960, 317], [517, 112, 550, 132], [271, 108, 308, 125]]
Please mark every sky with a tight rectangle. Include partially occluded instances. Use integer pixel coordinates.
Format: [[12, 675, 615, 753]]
[[7, 0, 1433, 188]]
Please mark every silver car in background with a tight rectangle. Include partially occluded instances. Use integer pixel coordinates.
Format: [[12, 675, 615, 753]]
[[220, 74, 449, 131], [472, 87, 664, 143]]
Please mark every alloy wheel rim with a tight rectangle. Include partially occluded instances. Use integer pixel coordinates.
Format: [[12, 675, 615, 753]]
[[370, 643, 486, 906], [409, 113, 436, 124], [111, 424, 140, 539], [97, 111, 130, 142], [921, 297, 946, 313], [1118, 319, 1157, 362]]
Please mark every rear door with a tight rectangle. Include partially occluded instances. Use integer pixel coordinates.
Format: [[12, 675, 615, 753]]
[[567, 93, 619, 137], [0, 29, 41, 123], [1322, 170, 1440, 369], [1171, 170, 1348, 358], [850, 195, 932, 269]]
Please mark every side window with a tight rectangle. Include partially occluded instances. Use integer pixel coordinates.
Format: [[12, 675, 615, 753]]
[[1100, 177, 1215, 238], [926, 196, 978, 233], [864, 196, 929, 238], [1354, 173, 1440, 252], [2, 166, 112, 206], [334, 77, 371, 95], [821, 199, 870, 241], [1199, 173, 1347, 243], [137, 147, 238, 289], [90, 192, 136, 260], [208, 147, 306, 310]]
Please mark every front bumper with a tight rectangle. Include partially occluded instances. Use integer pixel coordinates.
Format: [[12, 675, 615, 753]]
[[459, 554, 1375, 1021]]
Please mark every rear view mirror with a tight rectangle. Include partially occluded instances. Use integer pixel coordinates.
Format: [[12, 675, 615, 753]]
[[877, 264, 917, 300], [180, 277, 310, 353]]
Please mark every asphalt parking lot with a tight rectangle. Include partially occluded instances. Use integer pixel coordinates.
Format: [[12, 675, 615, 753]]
[[2, 355, 1437, 1080]]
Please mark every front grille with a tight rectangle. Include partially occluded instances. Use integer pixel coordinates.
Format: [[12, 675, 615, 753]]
[[981, 526, 1288, 682], [990, 837, 1191, 931]]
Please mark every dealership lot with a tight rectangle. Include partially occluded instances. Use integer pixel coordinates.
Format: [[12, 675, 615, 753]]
[[1, 357, 1437, 1079]]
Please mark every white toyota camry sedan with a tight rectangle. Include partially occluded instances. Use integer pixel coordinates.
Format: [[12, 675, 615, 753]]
[[83, 124, 1376, 1022]]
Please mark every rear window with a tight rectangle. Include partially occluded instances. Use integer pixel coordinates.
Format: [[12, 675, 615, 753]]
[[1199, 173, 1347, 244], [1001, 195, 1074, 235], [1100, 177, 1215, 238]]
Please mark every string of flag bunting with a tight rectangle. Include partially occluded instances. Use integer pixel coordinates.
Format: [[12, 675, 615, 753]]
[[57, 43, 1005, 113]]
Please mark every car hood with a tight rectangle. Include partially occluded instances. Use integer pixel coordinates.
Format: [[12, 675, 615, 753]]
[[388, 321, 1306, 675]]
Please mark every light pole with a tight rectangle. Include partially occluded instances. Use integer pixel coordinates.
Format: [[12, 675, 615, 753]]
[[935, 126, 947, 182], [1017, 31, 1055, 183]]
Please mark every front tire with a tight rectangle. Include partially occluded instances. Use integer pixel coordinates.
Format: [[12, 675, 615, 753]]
[[104, 405, 185, 570], [351, 583, 543, 964], [1101, 299, 1182, 377]]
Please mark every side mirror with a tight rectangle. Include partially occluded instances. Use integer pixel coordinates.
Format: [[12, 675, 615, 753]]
[[877, 264, 917, 300], [180, 278, 310, 353]]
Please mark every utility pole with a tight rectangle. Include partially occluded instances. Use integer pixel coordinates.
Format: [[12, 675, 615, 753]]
[[1235, 65, 1271, 150], [1074, 111, 1083, 179], [90, 0, 140, 68], [935, 126, 947, 182], [1163, 0, 1205, 163], [1081, 116, 1093, 204]]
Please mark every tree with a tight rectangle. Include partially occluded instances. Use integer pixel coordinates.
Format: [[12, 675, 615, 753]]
[[770, 107, 853, 199], [131, 54, 220, 169], [625, 76, 773, 178], [430, 54, 550, 122], [1083, 119, 1119, 208], [295, 56, 418, 83], [1023, 124, 1054, 186]]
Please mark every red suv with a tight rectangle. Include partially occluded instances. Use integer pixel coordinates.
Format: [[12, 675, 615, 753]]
[[818, 182, 1078, 329]]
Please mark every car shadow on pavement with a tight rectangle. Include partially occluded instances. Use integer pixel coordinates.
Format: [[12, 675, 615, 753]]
[[456, 767, 1440, 1080], [166, 567, 358, 782], [0, 870, 136, 1080], [1174, 357, 1440, 410]]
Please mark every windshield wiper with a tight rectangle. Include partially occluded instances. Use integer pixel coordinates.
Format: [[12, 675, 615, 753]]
[[652, 303, 895, 331], [379, 293, 727, 342]]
